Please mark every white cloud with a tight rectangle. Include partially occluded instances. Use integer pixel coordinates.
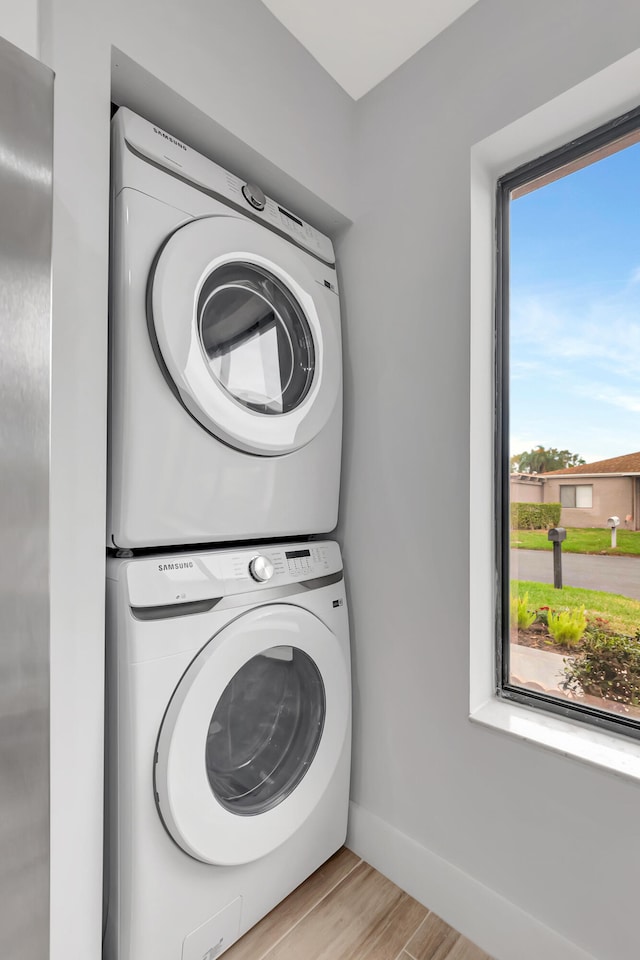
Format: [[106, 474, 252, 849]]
[[511, 290, 640, 381], [511, 297, 563, 343], [510, 286, 640, 465], [594, 387, 640, 414], [510, 359, 544, 381]]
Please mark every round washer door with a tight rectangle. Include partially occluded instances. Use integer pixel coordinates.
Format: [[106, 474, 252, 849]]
[[154, 604, 349, 865], [148, 216, 341, 455]]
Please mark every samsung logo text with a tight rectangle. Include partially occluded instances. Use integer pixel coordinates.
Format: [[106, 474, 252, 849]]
[[153, 127, 187, 151]]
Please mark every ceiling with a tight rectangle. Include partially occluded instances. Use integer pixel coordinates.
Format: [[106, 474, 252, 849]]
[[260, 0, 480, 100]]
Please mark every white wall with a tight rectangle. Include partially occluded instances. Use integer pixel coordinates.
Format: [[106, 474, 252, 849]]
[[338, 2, 640, 959], [0, 0, 38, 57], [36, 3, 354, 959]]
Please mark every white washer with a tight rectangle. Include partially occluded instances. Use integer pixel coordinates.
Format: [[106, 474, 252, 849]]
[[104, 540, 351, 960], [108, 108, 343, 549]]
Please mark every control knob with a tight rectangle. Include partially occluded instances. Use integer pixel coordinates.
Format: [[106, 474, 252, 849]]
[[242, 182, 266, 211], [249, 555, 274, 582]]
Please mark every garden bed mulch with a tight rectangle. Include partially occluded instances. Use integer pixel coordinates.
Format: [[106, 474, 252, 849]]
[[510, 621, 578, 656]]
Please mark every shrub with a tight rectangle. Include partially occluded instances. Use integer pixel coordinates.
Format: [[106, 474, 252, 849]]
[[510, 502, 561, 530], [536, 606, 550, 627], [562, 631, 640, 705], [547, 608, 587, 646], [510, 593, 536, 630]]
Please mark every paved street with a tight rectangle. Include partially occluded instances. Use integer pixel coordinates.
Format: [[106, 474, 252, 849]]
[[512, 548, 640, 601]]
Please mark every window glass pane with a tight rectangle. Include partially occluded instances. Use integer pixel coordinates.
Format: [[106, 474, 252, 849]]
[[205, 647, 325, 816], [198, 263, 315, 415], [504, 119, 640, 731], [559, 486, 575, 508], [576, 485, 592, 508]]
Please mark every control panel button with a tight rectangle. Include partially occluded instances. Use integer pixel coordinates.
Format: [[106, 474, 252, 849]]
[[242, 182, 266, 211], [248, 555, 274, 582]]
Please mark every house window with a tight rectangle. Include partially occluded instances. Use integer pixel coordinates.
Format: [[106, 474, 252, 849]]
[[496, 105, 640, 738], [559, 485, 592, 509]]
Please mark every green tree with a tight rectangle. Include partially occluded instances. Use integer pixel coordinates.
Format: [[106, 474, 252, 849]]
[[510, 446, 586, 474]]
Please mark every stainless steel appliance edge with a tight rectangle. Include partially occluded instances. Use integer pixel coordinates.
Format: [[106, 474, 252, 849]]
[[0, 34, 54, 960]]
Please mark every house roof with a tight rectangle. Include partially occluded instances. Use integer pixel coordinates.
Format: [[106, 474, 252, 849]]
[[542, 451, 640, 477], [511, 472, 544, 482]]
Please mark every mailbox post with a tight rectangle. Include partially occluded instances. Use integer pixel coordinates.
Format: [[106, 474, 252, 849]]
[[607, 516, 620, 549], [547, 527, 566, 589]]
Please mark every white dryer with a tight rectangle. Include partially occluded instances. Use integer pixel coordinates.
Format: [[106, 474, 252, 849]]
[[104, 540, 351, 960], [108, 109, 343, 549]]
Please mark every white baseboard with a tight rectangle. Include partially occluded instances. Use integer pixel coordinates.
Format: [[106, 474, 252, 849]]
[[347, 801, 595, 960]]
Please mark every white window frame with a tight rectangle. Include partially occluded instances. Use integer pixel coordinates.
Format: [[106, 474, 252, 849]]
[[469, 47, 640, 782]]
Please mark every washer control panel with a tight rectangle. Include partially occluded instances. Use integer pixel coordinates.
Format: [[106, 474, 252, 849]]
[[228, 544, 334, 588], [115, 541, 341, 608], [248, 555, 274, 582], [283, 546, 331, 577]]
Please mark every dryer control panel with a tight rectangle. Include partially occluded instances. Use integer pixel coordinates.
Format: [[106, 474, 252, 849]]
[[113, 108, 336, 266], [110, 540, 342, 610]]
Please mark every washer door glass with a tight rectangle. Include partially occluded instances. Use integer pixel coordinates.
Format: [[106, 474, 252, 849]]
[[198, 263, 315, 415], [205, 646, 324, 815]]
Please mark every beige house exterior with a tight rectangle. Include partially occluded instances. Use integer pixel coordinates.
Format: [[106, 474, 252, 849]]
[[510, 474, 543, 503], [510, 451, 640, 529]]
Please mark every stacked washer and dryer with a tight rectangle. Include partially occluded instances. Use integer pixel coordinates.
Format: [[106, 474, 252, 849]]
[[104, 108, 351, 960]]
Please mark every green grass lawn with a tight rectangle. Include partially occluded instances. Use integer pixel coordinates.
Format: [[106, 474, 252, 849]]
[[511, 527, 640, 557], [513, 580, 640, 634]]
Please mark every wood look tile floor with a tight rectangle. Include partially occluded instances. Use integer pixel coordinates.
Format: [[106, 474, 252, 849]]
[[223, 848, 493, 960]]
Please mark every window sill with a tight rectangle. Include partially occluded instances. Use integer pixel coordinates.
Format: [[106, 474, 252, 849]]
[[470, 698, 640, 784]]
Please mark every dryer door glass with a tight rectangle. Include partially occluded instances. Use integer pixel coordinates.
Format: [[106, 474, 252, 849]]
[[205, 646, 325, 815], [198, 263, 315, 415]]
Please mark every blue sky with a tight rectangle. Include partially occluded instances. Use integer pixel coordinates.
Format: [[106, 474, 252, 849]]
[[510, 139, 640, 464]]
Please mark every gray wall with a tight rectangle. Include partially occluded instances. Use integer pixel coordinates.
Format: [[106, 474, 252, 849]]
[[339, 2, 640, 958]]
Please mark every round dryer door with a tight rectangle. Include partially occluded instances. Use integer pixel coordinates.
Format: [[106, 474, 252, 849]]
[[147, 216, 341, 455], [154, 604, 350, 865]]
